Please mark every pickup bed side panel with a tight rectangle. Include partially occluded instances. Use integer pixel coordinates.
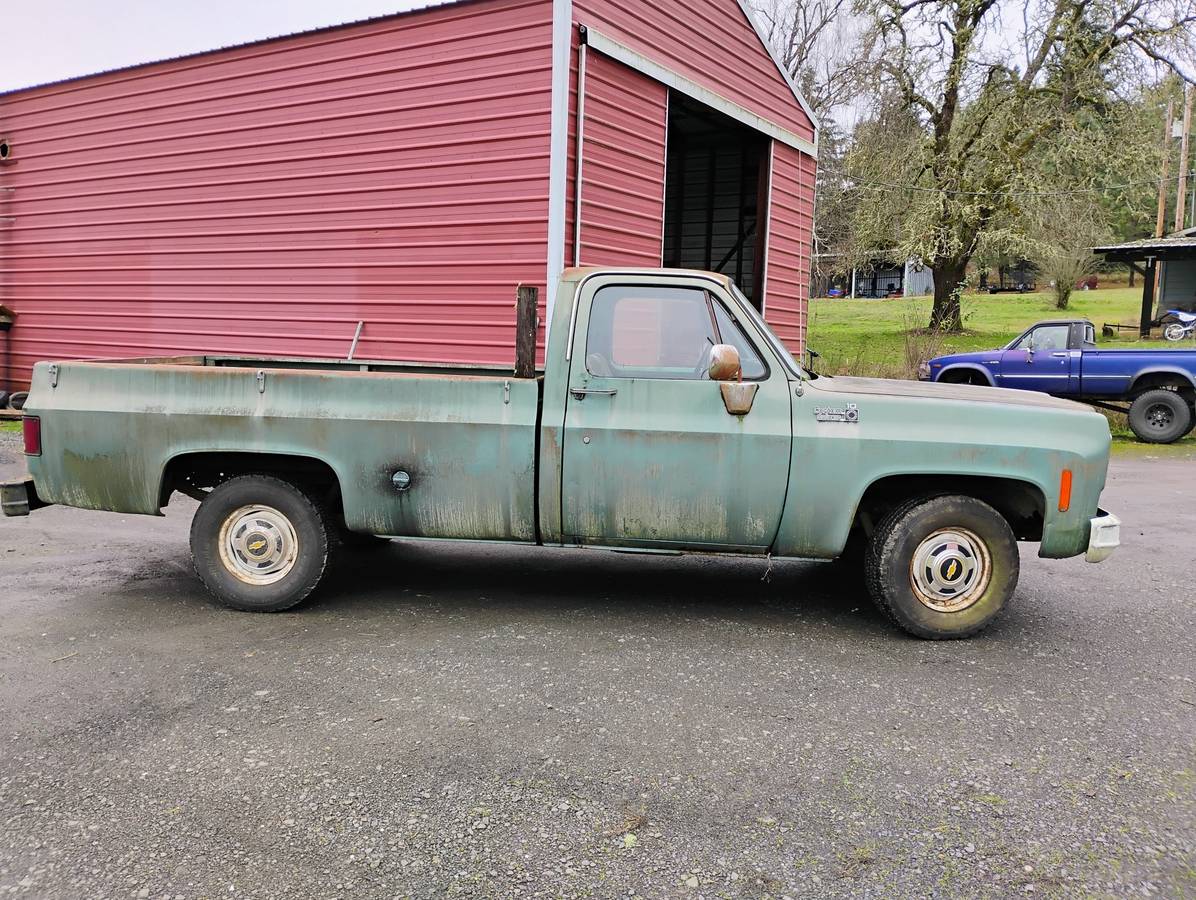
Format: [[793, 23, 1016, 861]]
[[1077, 350, 1196, 398], [773, 385, 1112, 560], [24, 362, 539, 541]]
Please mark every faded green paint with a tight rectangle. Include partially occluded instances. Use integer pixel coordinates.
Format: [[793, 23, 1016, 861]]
[[21, 266, 1112, 563], [26, 363, 538, 541], [559, 272, 791, 551], [780, 377, 1109, 560]]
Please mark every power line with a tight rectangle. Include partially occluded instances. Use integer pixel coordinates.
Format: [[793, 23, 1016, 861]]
[[822, 169, 1196, 197]]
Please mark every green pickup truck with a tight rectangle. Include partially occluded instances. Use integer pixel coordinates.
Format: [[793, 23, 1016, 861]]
[[3, 267, 1119, 639]]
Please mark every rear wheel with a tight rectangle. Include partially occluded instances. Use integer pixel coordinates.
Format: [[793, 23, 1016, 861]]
[[865, 495, 1019, 639], [1128, 390, 1192, 444], [1163, 323, 1187, 342], [190, 475, 331, 612]]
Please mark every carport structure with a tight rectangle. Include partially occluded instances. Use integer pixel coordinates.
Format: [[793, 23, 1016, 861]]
[[0, 0, 818, 389], [1094, 228, 1196, 336]]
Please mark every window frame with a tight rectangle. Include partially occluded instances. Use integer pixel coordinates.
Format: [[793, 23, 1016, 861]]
[[708, 295, 770, 381], [583, 283, 734, 381]]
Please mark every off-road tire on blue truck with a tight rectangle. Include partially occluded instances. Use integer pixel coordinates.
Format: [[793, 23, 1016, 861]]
[[865, 495, 1019, 640], [1127, 389, 1193, 444], [190, 475, 332, 612]]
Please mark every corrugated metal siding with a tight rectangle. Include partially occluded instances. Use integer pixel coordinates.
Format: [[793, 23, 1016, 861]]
[[573, 0, 815, 144], [573, 52, 667, 266], [572, 0, 815, 356], [0, 0, 553, 386], [763, 141, 812, 353]]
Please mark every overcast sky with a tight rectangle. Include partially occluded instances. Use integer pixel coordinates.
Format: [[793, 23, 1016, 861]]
[[1, 0, 430, 93]]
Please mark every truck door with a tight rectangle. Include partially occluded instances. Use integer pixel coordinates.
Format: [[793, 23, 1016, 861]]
[[998, 324, 1075, 394], [559, 275, 792, 552]]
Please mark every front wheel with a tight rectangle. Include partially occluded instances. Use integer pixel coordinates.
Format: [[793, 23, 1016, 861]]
[[190, 475, 332, 612], [865, 495, 1019, 639], [1128, 390, 1193, 444], [1163, 323, 1187, 342]]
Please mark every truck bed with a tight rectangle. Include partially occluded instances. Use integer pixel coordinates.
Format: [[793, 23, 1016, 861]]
[[1079, 348, 1196, 397], [25, 356, 540, 541]]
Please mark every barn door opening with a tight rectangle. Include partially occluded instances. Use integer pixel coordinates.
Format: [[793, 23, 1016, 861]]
[[663, 93, 771, 310]]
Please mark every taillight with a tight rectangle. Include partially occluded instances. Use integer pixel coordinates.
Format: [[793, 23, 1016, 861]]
[[22, 416, 41, 456]]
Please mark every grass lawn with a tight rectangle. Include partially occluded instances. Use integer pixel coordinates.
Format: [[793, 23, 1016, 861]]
[[0, 420, 21, 433], [806, 284, 1196, 452], [806, 285, 1177, 379]]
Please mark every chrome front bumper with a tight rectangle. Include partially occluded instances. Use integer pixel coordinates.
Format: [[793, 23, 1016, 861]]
[[1085, 510, 1120, 563]]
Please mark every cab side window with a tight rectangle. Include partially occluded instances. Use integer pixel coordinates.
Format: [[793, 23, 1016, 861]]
[[711, 302, 768, 380], [585, 285, 770, 381], [586, 286, 717, 379], [1013, 324, 1069, 352]]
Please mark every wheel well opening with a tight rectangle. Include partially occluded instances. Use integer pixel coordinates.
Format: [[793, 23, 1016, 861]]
[[1129, 373, 1196, 402], [160, 452, 342, 511], [939, 369, 989, 386], [853, 474, 1045, 542]]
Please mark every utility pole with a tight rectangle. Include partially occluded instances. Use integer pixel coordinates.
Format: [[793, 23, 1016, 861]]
[[1156, 98, 1174, 239], [1175, 86, 1192, 234], [1151, 98, 1174, 324]]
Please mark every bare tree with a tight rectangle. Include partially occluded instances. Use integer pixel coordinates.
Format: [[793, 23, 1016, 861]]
[[854, 0, 1196, 330], [754, 0, 868, 116]]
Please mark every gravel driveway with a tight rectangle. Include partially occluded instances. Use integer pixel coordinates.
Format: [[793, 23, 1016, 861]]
[[1, 430, 1193, 898]]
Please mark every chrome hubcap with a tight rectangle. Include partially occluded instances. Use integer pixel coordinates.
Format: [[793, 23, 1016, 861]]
[[219, 505, 298, 585], [909, 528, 991, 613]]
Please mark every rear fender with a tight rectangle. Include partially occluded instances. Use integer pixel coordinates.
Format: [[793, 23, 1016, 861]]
[[1128, 367, 1196, 395]]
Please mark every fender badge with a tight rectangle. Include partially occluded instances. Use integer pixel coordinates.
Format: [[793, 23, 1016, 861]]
[[814, 403, 859, 423]]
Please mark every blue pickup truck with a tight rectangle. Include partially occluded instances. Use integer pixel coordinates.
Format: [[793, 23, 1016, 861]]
[[919, 319, 1196, 443]]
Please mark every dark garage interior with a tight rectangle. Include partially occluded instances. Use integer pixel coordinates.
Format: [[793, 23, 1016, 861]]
[[663, 92, 771, 309]]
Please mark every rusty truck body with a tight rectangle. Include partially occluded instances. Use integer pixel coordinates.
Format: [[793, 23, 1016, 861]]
[[3, 267, 1120, 638]]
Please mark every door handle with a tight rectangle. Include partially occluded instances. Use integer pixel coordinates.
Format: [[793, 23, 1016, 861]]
[[569, 387, 617, 399], [1051, 352, 1069, 358]]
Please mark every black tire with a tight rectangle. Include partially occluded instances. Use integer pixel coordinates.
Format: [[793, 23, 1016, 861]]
[[865, 495, 1019, 640], [190, 475, 331, 612], [8, 391, 28, 411], [1128, 390, 1192, 444]]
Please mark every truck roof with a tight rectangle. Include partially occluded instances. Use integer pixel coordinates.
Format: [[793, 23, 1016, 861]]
[[559, 266, 735, 289]]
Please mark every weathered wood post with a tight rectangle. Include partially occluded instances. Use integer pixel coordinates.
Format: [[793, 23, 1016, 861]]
[[514, 285, 538, 378], [1140, 257, 1157, 338]]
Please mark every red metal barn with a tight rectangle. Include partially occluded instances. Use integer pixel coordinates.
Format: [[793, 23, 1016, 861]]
[[0, 0, 817, 389]]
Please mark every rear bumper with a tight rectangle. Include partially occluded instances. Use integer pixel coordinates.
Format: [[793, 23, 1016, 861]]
[[1085, 509, 1120, 563], [1, 477, 48, 517]]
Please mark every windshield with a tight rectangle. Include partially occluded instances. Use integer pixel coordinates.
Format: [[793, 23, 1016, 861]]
[[729, 284, 807, 379]]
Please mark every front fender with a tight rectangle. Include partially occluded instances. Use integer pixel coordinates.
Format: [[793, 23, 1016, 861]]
[[773, 388, 1110, 560], [935, 364, 996, 386]]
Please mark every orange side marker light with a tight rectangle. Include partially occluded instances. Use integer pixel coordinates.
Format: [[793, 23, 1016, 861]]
[[1058, 469, 1073, 512]]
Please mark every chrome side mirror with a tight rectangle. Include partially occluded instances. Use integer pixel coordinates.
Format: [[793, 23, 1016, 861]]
[[707, 343, 741, 381]]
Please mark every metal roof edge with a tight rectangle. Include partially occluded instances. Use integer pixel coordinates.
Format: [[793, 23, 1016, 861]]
[[583, 28, 817, 156], [1093, 237, 1196, 252]]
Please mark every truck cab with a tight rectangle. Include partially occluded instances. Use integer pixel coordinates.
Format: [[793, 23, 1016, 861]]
[[926, 319, 1095, 393]]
